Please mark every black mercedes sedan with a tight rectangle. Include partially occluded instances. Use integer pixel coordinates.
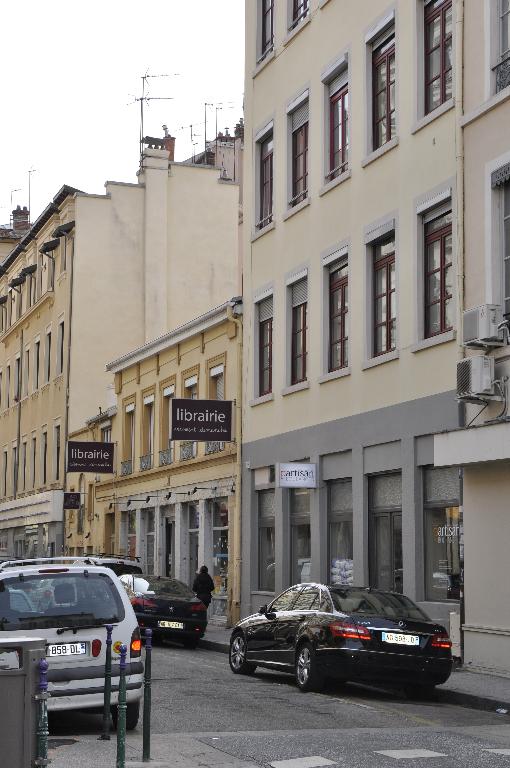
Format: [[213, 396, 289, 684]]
[[120, 574, 208, 649], [229, 583, 452, 695]]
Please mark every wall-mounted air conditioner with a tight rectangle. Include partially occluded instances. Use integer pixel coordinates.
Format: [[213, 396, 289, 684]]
[[457, 356, 500, 402], [463, 304, 504, 347]]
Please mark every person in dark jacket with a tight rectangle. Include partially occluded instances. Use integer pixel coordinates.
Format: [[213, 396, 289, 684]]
[[192, 565, 215, 607]]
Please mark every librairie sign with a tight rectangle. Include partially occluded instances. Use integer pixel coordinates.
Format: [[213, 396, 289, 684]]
[[171, 399, 233, 442], [67, 441, 115, 474], [278, 462, 317, 488]]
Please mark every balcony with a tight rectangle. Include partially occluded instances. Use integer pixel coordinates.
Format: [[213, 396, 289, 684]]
[[494, 56, 510, 93], [140, 453, 153, 472], [205, 441, 225, 455], [121, 460, 133, 476], [159, 447, 174, 466], [180, 441, 197, 461]]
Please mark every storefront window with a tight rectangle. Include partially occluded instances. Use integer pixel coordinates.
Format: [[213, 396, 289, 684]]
[[369, 473, 402, 593], [188, 503, 199, 586], [290, 488, 310, 584], [424, 466, 461, 601], [127, 510, 136, 559], [258, 490, 275, 591], [329, 479, 353, 585], [211, 498, 229, 618], [145, 509, 155, 575]]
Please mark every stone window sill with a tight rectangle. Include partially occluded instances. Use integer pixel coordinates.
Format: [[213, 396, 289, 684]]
[[249, 393, 274, 407], [361, 137, 399, 168], [319, 169, 351, 197], [318, 367, 351, 384], [283, 14, 311, 47], [251, 221, 275, 243], [281, 380, 309, 397], [362, 349, 399, 370], [411, 329, 456, 353], [411, 99, 455, 134], [283, 196, 311, 221], [253, 49, 275, 79]]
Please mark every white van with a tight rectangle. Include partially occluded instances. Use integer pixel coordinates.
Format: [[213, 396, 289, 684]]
[[0, 562, 143, 729]]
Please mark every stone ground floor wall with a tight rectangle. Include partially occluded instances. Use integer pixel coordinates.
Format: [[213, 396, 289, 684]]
[[241, 390, 461, 638], [0, 490, 64, 559]]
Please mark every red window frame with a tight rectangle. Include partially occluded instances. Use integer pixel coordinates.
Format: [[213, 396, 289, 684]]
[[261, 0, 274, 59], [373, 241, 396, 357], [328, 85, 349, 180], [259, 317, 273, 396], [291, 302, 307, 384], [259, 136, 273, 229], [292, 0, 309, 27], [373, 36, 396, 150], [425, 0, 453, 115], [329, 263, 349, 372], [291, 122, 308, 206], [424, 217, 453, 338]]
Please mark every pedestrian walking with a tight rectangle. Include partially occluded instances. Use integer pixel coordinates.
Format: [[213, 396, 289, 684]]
[[192, 565, 215, 608]]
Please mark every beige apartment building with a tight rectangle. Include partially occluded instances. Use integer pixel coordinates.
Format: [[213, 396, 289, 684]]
[[66, 300, 242, 625], [0, 137, 240, 560], [242, 0, 463, 638], [435, 0, 510, 673]]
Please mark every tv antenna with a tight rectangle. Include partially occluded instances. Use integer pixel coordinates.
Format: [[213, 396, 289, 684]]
[[127, 71, 179, 166]]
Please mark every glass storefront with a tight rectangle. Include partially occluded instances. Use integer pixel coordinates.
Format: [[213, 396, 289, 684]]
[[290, 488, 311, 584], [145, 509, 155, 575], [369, 473, 403, 593], [211, 498, 229, 618], [127, 510, 136, 559], [424, 466, 461, 601], [258, 490, 275, 591], [328, 479, 353, 585], [188, 503, 199, 586]]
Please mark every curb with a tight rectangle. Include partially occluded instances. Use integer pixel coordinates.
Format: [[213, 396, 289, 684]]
[[199, 638, 229, 654], [436, 687, 510, 713]]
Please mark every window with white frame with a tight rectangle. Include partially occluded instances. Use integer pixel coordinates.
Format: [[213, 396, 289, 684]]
[[54, 424, 61, 481], [44, 328, 52, 383], [424, 0, 453, 114], [289, 0, 309, 30], [210, 364, 225, 401], [365, 219, 397, 361], [258, 0, 274, 63], [256, 124, 274, 230], [423, 205, 453, 338], [21, 440, 27, 492], [290, 278, 308, 384], [288, 94, 309, 208], [181, 375, 198, 460], [490, 164, 510, 312], [34, 339, 40, 390], [41, 430, 48, 486], [56, 318, 64, 376], [14, 357, 20, 402], [365, 13, 396, 155], [6, 364, 10, 408], [328, 258, 349, 371], [23, 347, 30, 397], [124, 403, 135, 469], [101, 425, 112, 443], [2, 449, 7, 497], [142, 394, 155, 469], [31, 435, 36, 489], [161, 384, 175, 464], [323, 61, 349, 182], [258, 295, 273, 396]]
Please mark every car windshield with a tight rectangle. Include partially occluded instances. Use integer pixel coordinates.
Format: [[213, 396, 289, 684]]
[[126, 575, 195, 599], [0, 572, 125, 631], [330, 588, 429, 621]]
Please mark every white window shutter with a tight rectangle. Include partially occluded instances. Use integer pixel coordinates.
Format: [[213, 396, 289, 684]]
[[259, 296, 273, 322], [292, 101, 309, 132], [292, 279, 308, 307]]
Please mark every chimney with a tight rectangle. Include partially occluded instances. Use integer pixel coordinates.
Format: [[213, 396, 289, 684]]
[[12, 205, 30, 236], [235, 118, 245, 141], [162, 134, 175, 161]]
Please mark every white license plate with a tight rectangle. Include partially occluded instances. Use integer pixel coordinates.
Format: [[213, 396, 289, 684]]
[[48, 642, 87, 657], [158, 621, 184, 630], [382, 632, 419, 646]]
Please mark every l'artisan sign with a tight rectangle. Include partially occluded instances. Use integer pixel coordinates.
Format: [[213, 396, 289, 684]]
[[171, 399, 233, 442], [67, 442, 115, 473]]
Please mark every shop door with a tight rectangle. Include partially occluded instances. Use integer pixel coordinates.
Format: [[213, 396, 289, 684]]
[[370, 511, 403, 593], [165, 520, 175, 577]]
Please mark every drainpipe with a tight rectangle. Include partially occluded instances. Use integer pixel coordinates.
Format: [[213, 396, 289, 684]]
[[226, 298, 243, 625]]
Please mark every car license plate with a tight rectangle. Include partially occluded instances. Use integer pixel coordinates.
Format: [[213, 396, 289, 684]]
[[382, 632, 419, 646], [48, 642, 87, 657], [158, 621, 184, 630]]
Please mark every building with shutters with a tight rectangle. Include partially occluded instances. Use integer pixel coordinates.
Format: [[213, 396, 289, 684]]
[[65, 299, 243, 625], [241, 0, 464, 641]]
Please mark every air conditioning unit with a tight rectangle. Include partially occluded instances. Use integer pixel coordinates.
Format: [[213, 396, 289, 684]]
[[463, 304, 504, 347], [457, 355, 499, 402]]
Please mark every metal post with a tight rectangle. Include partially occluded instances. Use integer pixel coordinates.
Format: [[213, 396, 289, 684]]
[[142, 629, 152, 762], [35, 658, 49, 767], [116, 645, 127, 768], [100, 624, 114, 740]]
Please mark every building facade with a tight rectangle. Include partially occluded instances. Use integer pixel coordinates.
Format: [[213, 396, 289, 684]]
[[66, 301, 242, 625], [242, 0, 463, 638], [435, 0, 510, 673]]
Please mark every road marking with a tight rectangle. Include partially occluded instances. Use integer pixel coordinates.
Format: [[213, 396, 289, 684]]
[[483, 750, 510, 756], [270, 759, 336, 768], [374, 749, 447, 760]]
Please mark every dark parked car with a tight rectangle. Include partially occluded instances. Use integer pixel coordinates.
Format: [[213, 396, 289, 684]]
[[229, 583, 452, 695], [120, 574, 207, 648]]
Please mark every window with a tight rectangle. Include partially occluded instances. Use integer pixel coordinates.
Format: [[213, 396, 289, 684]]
[[328, 83, 349, 180], [259, 134, 274, 229], [373, 238, 396, 356], [329, 260, 349, 371], [291, 279, 308, 384], [161, 385, 175, 465], [258, 489, 275, 591], [23, 348, 30, 397], [12, 445, 17, 496], [291, 0, 309, 29], [270, 586, 302, 612], [373, 31, 396, 150], [260, 0, 274, 61], [30, 272, 37, 306], [0, 371, 2, 409], [290, 488, 311, 584], [2, 450, 7, 497], [181, 375, 198, 460], [41, 431, 48, 486], [424, 467, 461, 601], [188, 503, 200, 586], [54, 425, 61, 482], [291, 104, 309, 206], [56, 320, 64, 376], [209, 364, 225, 401], [211, 499, 229, 617], [21, 441, 27, 491], [142, 394, 155, 470], [328, 479, 353, 585], [31, 437, 36, 488], [124, 403, 135, 467], [34, 340, 40, 390], [14, 357, 20, 402], [369, 473, 403, 593], [504, 182, 510, 314], [424, 208, 453, 337], [6, 365, 10, 408], [258, 297, 273, 396], [425, 0, 453, 114], [101, 425, 112, 443], [44, 329, 51, 383]]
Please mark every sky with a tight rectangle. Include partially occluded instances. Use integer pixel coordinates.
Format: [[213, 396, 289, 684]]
[[0, 0, 245, 226]]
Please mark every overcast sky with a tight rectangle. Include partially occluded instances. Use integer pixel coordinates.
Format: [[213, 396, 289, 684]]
[[0, 0, 245, 226]]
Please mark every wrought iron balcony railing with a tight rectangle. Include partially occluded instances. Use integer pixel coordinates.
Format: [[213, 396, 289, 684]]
[[180, 441, 197, 461], [159, 447, 174, 466], [140, 453, 153, 472], [205, 441, 225, 455], [121, 459, 133, 476], [495, 56, 510, 93]]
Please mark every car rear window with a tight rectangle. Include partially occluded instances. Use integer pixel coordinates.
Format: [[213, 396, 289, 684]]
[[104, 563, 143, 576], [128, 576, 195, 599], [0, 572, 125, 631], [330, 588, 429, 621]]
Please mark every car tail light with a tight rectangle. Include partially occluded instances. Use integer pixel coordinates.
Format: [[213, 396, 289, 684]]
[[431, 633, 452, 649], [131, 597, 145, 609], [191, 601, 207, 612], [131, 626, 142, 657], [91, 639, 102, 658], [38, 568, 69, 573], [330, 620, 371, 642]]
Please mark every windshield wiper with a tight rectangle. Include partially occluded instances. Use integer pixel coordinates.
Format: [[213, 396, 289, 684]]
[[56, 616, 120, 635]]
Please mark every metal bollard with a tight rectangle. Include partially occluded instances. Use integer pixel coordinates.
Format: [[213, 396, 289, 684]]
[[100, 624, 114, 740], [116, 644, 128, 768], [35, 658, 50, 767], [142, 629, 152, 762]]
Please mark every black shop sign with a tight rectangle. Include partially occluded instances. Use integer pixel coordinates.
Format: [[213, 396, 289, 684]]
[[171, 399, 232, 442]]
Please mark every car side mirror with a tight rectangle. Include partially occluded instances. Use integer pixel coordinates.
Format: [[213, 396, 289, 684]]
[[259, 604, 268, 615]]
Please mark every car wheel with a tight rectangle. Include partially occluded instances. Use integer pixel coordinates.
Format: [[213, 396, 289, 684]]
[[295, 642, 324, 693], [183, 637, 199, 649], [229, 633, 257, 675], [111, 701, 140, 731]]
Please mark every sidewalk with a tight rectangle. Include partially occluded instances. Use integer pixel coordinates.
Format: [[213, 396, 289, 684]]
[[200, 625, 510, 713]]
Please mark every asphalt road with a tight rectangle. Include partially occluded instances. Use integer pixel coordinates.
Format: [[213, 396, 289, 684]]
[[50, 640, 510, 768]]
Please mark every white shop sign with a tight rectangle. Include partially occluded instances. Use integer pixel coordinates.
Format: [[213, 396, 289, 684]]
[[278, 463, 317, 488]]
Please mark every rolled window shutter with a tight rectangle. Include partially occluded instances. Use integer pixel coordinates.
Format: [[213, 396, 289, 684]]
[[259, 296, 273, 322], [329, 72, 347, 97], [292, 279, 308, 307], [292, 101, 309, 132], [215, 373, 225, 401]]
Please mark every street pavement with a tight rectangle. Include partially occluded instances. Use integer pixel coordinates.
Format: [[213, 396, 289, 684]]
[[48, 633, 510, 768]]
